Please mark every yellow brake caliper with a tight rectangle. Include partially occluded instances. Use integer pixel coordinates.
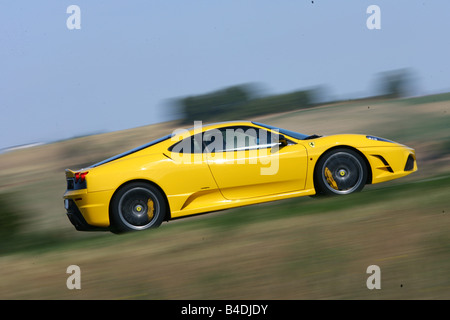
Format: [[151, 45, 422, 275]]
[[147, 199, 154, 220], [324, 167, 339, 190]]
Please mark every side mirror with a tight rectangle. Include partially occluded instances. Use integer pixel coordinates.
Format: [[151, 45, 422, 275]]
[[278, 134, 288, 147]]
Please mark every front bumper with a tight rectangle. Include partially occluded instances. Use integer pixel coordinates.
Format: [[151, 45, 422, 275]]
[[360, 145, 417, 184]]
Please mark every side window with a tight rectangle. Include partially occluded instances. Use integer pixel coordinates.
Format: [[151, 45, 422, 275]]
[[168, 125, 293, 154], [203, 126, 280, 152], [168, 133, 204, 154], [222, 127, 258, 150], [203, 129, 225, 152]]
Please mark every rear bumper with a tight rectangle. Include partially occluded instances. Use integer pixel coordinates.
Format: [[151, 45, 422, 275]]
[[63, 188, 114, 231], [64, 199, 107, 231]]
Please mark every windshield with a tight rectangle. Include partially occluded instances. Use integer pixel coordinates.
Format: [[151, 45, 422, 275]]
[[252, 122, 309, 140], [90, 134, 173, 168]]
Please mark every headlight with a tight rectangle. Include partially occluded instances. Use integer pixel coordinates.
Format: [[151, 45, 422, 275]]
[[366, 135, 394, 143]]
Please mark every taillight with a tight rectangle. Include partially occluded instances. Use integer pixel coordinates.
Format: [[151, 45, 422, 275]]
[[75, 171, 88, 182], [80, 172, 88, 182]]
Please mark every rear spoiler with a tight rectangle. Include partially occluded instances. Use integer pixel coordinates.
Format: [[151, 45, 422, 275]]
[[65, 169, 76, 179]]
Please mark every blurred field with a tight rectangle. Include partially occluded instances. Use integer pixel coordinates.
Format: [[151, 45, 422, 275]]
[[0, 94, 449, 299]]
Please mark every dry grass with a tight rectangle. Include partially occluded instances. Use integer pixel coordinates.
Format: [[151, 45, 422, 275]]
[[1, 193, 448, 299]]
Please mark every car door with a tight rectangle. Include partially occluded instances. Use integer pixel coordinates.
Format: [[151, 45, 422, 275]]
[[204, 125, 308, 200], [166, 132, 224, 212]]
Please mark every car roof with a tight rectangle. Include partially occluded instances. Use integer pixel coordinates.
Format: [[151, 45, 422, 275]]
[[182, 120, 253, 132]]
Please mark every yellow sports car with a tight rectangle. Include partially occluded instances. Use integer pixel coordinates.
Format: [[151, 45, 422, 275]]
[[63, 121, 417, 233]]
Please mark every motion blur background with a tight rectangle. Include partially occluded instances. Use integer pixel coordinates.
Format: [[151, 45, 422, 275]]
[[0, 1, 449, 299]]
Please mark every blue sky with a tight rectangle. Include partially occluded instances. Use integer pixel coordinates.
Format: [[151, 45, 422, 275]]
[[1, 1, 449, 149]]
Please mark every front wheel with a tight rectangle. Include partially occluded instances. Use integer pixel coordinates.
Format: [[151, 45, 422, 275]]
[[110, 182, 167, 233], [315, 148, 368, 196]]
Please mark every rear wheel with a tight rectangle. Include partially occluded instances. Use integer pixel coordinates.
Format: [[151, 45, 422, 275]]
[[315, 148, 367, 196], [110, 182, 166, 233]]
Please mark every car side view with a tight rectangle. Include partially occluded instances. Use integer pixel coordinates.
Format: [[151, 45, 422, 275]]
[[63, 121, 417, 233]]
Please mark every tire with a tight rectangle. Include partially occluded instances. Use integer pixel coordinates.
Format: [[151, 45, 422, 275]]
[[110, 182, 167, 233], [315, 148, 368, 196]]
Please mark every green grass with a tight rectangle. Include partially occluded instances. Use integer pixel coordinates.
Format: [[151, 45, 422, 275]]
[[400, 92, 450, 105]]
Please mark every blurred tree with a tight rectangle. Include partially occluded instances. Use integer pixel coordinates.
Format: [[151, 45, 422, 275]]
[[177, 83, 313, 123], [375, 68, 415, 98], [0, 193, 23, 243], [181, 84, 255, 123]]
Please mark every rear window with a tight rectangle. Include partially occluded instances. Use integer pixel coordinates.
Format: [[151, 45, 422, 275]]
[[90, 134, 172, 168]]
